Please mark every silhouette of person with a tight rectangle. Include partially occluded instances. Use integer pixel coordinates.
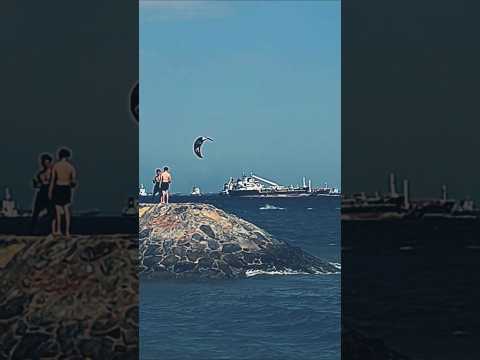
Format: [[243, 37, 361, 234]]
[[49, 147, 77, 237], [30, 153, 55, 234]]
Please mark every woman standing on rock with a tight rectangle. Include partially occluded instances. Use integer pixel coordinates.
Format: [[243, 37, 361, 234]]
[[30, 153, 55, 234], [152, 168, 162, 197]]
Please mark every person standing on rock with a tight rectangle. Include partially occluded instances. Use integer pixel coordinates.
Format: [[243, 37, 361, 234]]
[[152, 168, 162, 197], [48, 147, 77, 237], [160, 166, 172, 204], [30, 153, 55, 234]]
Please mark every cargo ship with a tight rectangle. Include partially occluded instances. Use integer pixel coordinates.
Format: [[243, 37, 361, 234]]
[[221, 173, 340, 197], [341, 173, 479, 220]]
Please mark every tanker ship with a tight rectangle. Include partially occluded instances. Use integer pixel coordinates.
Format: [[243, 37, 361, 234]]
[[221, 173, 340, 197]]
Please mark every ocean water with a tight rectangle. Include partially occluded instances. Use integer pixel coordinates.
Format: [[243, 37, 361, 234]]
[[140, 196, 340, 360], [343, 219, 480, 359]]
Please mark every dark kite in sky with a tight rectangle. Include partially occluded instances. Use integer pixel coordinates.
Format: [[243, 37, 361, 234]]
[[193, 136, 213, 158]]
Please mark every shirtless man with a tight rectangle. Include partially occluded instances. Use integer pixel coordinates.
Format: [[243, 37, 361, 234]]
[[160, 166, 172, 204], [30, 153, 55, 234], [49, 148, 77, 237]]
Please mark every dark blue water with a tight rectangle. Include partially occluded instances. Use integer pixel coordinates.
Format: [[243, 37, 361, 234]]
[[140, 196, 340, 360]]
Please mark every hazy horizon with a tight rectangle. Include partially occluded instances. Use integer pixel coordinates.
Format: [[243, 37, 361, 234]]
[[140, 1, 340, 194]]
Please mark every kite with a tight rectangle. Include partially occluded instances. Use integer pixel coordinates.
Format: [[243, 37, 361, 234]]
[[129, 81, 139, 124], [193, 136, 213, 158]]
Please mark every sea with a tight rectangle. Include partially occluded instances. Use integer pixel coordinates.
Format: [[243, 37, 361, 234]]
[[140, 195, 340, 360], [343, 218, 480, 359]]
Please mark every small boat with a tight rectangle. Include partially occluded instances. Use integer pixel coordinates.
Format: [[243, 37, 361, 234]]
[[139, 184, 147, 197], [1, 187, 19, 217], [191, 186, 201, 196], [122, 197, 138, 216]]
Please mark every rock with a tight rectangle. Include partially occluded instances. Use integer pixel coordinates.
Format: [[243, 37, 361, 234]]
[[78, 338, 115, 359], [139, 203, 338, 279], [172, 246, 186, 257], [186, 250, 202, 262], [174, 262, 196, 273], [161, 254, 178, 267], [0, 234, 138, 358], [191, 233, 205, 241], [91, 318, 118, 336], [223, 253, 245, 269], [199, 225, 216, 239], [0, 242, 25, 269], [0, 295, 31, 320], [222, 243, 242, 253], [207, 239, 220, 250], [197, 257, 214, 269], [125, 306, 138, 327]]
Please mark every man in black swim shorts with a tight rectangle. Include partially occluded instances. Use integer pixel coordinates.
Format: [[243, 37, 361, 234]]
[[49, 148, 77, 237], [160, 166, 172, 204], [53, 184, 72, 207]]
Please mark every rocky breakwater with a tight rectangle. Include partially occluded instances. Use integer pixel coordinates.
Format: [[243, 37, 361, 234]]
[[139, 203, 338, 279], [0, 234, 138, 359]]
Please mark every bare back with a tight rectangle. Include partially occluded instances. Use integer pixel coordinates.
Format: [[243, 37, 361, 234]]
[[161, 171, 171, 183], [53, 161, 76, 186]]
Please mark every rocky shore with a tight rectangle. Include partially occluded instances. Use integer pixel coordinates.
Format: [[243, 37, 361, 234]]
[[139, 203, 338, 279], [0, 234, 138, 359]]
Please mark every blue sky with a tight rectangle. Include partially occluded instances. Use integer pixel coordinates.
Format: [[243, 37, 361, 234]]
[[140, 1, 340, 194]]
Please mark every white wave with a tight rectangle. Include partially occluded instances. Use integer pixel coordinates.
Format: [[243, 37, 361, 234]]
[[307, 207, 314, 210], [259, 204, 285, 210], [246, 263, 341, 277], [399, 246, 414, 251], [245, 269, 309, 277], [329, 262, 341, 270]]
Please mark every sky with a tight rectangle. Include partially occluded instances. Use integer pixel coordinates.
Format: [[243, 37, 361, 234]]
[[1, 1, 138, 212], [140, 0, 340, 194], [342, 1, 480, 201]]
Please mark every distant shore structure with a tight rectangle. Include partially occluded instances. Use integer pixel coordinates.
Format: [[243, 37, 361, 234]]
[[1, 184, 138, 219], [342, 172, 478, 220]]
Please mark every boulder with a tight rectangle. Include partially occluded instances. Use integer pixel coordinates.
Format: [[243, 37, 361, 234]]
[[0, 234, 138, 359], [139, 203, 338, 279]]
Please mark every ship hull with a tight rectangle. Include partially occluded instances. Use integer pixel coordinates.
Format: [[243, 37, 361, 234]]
[[224, 189, 313, 197]]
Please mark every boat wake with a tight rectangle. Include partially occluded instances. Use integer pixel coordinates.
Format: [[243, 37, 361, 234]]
[[259, 204, 285, 210]]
